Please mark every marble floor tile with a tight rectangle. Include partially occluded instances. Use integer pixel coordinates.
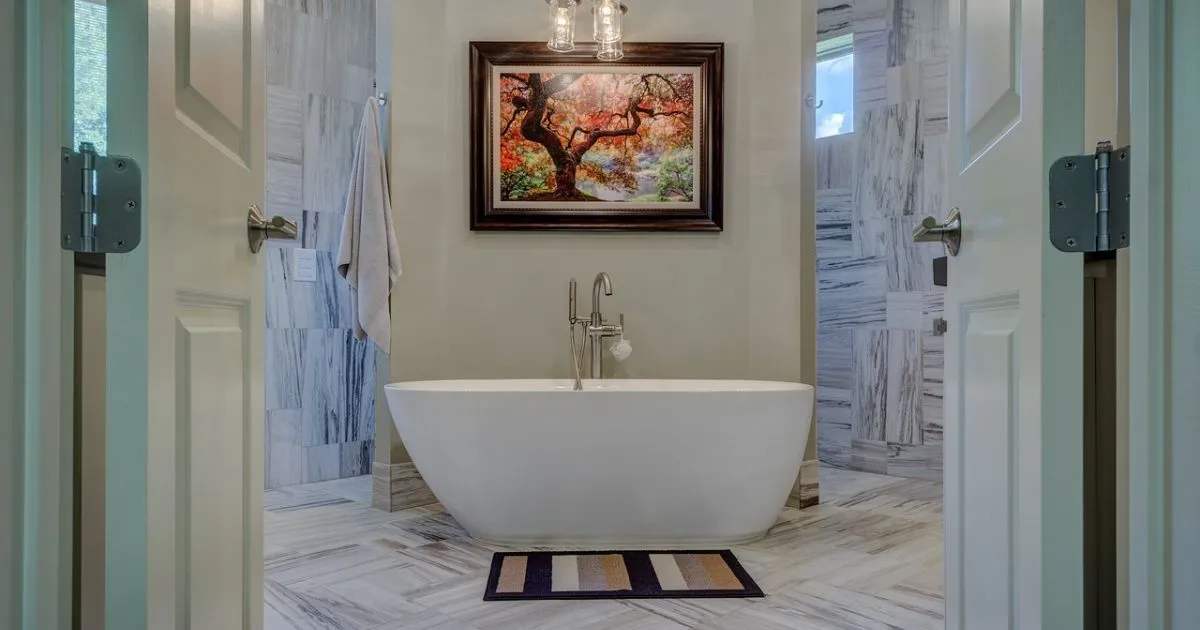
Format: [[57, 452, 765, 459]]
[[265, 468, 945, 630], [265, 578, 392, 630], [302, 474, 374, 504]]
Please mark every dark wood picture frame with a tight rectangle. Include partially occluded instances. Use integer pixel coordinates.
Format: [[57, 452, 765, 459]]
[[469, 41, 724, 232]]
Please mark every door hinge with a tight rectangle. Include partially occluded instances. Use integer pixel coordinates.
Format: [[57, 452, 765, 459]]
[[61, 142, 142, 254], [1048, 141, 1130, 253]]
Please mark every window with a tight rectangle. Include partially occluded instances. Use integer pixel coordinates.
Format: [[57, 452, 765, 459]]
[[74, 0, 108, 154], [815, 34, 853, 139]]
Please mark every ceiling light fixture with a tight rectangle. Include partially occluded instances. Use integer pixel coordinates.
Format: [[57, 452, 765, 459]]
[[546, 0, 580, 53], [546, 0, 629, 60]]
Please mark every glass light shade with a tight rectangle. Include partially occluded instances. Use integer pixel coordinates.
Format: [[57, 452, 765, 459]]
[[547, 0, 578, 52], [592, 0, 622, 43], [596, 37, 624, 61]]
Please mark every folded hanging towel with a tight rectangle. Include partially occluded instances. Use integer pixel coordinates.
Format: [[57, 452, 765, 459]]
[[337, 97, 401, 353]]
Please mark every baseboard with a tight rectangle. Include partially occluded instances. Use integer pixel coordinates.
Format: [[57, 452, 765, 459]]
[[786, 459, 820, 509], [371, 461, 437, 512]]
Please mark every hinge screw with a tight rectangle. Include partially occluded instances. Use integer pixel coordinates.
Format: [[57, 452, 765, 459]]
[[1065, 160, 1077, 170], [126, 200, 138, 210], [1056, 200, 1066, 209], [115, 160, 126, 171], [116, 240, 125, 248], [1066, 237, 1078, 248]]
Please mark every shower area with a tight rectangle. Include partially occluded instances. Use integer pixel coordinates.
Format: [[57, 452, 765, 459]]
[[262, 0, 381, 489]]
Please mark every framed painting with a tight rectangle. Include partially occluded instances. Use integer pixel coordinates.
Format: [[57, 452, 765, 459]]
[[469, 41, 724, 231]]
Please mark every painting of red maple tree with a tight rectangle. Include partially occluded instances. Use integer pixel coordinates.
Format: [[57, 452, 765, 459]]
[[496, 69, 698, 206], [470, 42, 723, 231]]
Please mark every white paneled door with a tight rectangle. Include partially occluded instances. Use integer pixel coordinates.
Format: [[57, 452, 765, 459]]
[[943, 1, 1086, 628], [106, 0, 265, 628]]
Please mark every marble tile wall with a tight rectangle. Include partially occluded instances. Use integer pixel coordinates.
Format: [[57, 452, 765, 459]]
[[816, 0, 946, 481], [264, 0, 378, 489]]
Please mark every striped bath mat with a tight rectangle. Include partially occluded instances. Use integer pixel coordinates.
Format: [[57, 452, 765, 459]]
[[483, 550, 764, 601]]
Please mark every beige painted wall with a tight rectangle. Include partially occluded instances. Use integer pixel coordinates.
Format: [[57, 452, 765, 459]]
[[380, 0, 816, 463]]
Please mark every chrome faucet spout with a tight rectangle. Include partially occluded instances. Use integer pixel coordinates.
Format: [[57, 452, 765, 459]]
[[591, 272, 613, 323]]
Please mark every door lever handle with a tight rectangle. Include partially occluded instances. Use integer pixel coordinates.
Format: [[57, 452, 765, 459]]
[[247, 203, 298, 253], [912, 207, 962, 256]]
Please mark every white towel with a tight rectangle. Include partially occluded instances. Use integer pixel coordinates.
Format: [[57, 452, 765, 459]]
[[337, 97, 401, 353]]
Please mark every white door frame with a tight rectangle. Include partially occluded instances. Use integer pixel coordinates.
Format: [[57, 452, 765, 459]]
[[1127, 0, 1184, 626], [4, 0, 1181, 628], [8, 0, 75, 629]]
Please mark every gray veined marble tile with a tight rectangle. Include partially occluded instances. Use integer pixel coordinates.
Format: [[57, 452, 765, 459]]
[[887, 61, 923, 105], [816, 189, 854, 263], [887, 443, 943, 481], [266, 329, 305, 410], [886, 291, 925, 330], [339, 439, 373, 477], [853, 0, 890, 34], [818, 329, 854, 390], [266, 157, 304, 216], [265, 3, 329, 94], [851, 330, 888, 441], [852, 439, 889, 475], [300, 329, 376, 446], [855, 102, 923, 219], [817, 256, 888, 329], [267, 409, 304, 489], [817, 0, 853, 40], [268, 85, 305, 162], [854, 217, 941, 291], [265, 578, 393, 630], [921, 134, 948, 219], [889, 0, 949, 67], [303, 94, 363, 213], [815, 134, 856, 190], [885, 329, 923, 444], [323, 0, 376, 69], [303, 443, 342, 484], [921, 328, 944, 445], [265, 248, 355, 329], [921, 55, 949, 136], [853, 31, 890, 111]]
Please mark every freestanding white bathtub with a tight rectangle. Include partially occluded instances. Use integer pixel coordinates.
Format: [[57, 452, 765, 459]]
[[384, 379, 814, 545]]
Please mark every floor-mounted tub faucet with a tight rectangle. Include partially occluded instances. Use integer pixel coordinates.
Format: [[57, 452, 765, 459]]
[[568, 273, 624, 389]]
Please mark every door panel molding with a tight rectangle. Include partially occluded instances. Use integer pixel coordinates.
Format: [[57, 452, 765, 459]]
[[174, 0, 253, 163], [174, 292, 254, 630]]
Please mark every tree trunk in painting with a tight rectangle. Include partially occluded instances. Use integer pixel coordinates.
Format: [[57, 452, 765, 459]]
[[499, 71, 695, 203]]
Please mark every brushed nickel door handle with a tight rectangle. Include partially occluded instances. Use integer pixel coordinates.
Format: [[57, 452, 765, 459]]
[[247, 204, 297, 253], [912, 207, 962, 256]]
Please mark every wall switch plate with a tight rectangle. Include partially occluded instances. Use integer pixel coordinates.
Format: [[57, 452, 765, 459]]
[[293, 248, 318, 282]]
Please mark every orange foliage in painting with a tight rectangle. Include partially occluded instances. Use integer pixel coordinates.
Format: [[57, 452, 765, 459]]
[[498, 71, 696, 203]]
